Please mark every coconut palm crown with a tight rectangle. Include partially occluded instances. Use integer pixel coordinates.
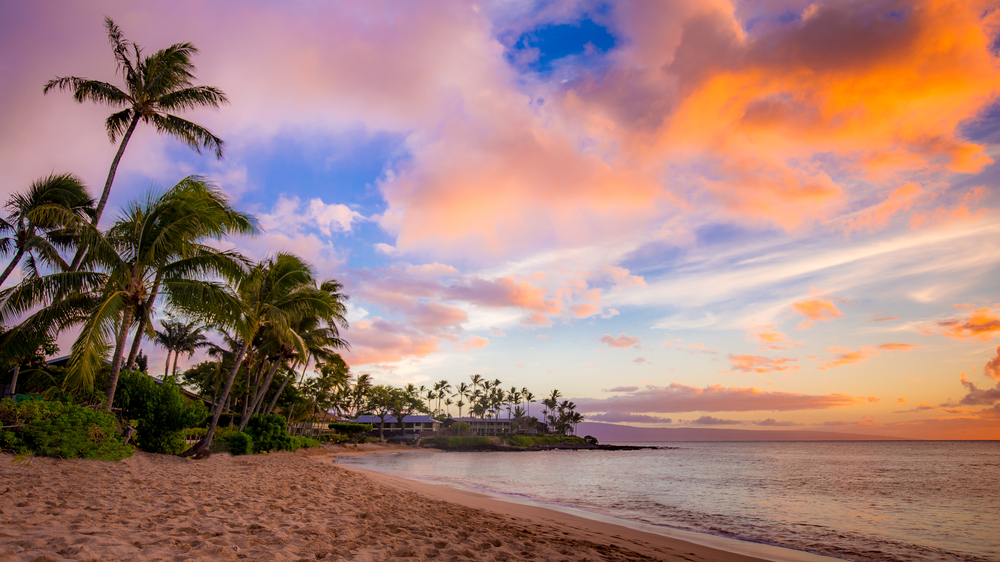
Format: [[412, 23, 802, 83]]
[[44, 16, 228, 229]]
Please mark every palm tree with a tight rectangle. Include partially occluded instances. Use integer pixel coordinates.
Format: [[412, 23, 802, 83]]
[[0, 173, 94, 287], [453, 382, 470, 418], [522, 388, 535, 420], [170, 321, 207, 381], [44, 17, 228, 235], [0, 177, 255, 410], [154, 319, 184, 379], [200, 253, 342, 449]]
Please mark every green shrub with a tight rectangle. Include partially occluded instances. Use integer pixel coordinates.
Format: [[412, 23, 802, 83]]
[[0, 398, 133, 460], [505, 435, 533, 447], [328, 422, 372, 444], [223, 431, 253, 455], [289, 436, 321, 450], [244, 413, 292, 453], [113, 371, 208, 454]]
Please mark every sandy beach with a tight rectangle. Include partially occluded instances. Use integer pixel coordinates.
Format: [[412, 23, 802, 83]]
[[1, 445, 830, 562]]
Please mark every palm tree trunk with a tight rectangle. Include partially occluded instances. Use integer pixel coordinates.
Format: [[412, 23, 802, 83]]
[[264, 373, 290, 416], [163, 350, 172, 380], [126, 273, 162, 368], [204, 339, 251, 449], [0, 248, 25, 288], [104, 307, 134, 411], [242, 354, 283, 429], [70, 115, 140, 272], [171, 352, 180, 382], [7, 365, 20, 397]]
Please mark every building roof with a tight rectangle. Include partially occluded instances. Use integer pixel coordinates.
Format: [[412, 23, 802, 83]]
[[351, 414, 441, 424], [448, 417, 512, 423]]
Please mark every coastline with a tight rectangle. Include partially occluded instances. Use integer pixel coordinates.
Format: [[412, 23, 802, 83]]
[[0, 444, 843, 561], [330, 447, 842, 562]]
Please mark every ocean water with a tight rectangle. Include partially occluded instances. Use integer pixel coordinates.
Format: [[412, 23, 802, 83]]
[[339, 441, 1000, 562]]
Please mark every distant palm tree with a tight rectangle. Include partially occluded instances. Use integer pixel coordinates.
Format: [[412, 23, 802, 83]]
[[44, 17, 228, 237], [170, 321, 208, 381], [453, 382, 470, 418], [522, 388, 535, 420], [0, 174, 94, 287]]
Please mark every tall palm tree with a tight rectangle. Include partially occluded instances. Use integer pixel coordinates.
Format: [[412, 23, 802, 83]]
[[169, 321, 207, 381], [0, 177, 255, 410], [0, 174, 94, 287], [453, 382, 470, 418], [522, 388, 535, 420], [44, 17, 228, 235], [201, 253, 341, 449]]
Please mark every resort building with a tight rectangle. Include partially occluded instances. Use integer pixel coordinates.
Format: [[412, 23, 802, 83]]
[[444, 417, 516, 436], [350, 415, 442, 435]]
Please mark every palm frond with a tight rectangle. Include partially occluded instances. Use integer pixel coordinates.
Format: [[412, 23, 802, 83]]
[[149, 113, 224, 158], [157, 85, 228, 112], [42, 77, 129, 107]]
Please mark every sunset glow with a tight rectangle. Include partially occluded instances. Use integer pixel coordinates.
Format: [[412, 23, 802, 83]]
[[2, 0, 999, 438]]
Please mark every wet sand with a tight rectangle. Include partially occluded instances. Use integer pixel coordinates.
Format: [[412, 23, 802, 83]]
[[0, 445, 837, 561]]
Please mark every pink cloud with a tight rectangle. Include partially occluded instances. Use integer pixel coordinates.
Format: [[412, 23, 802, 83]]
[[600, 333, 642, 349], [841, 183, 923, 236], [985, 347, 1000, 381], [573, 383, 875, 413], [343, 317, 442, 366], [455, 335, 489, 352], [728, 354, 798, 374]]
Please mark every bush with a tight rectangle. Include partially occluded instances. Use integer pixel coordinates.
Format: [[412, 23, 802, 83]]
[[584, 435, 598, 445], [113, 371, 208, 454], [505, 435, 533, 447], [244, 413, 292, 453], [289, 436, 321, 450], [223, 431, 253, 455], [329, 422, 372, 444], [0, 398, 133, 460]]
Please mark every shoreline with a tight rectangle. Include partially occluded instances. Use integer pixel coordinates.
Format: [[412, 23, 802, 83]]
[[328, 446, 842, 562]]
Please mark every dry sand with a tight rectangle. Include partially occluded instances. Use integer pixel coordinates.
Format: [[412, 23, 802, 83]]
[[0, 445, 828, 561]]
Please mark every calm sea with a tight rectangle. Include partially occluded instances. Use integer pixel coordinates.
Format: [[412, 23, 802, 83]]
[[339, 441, 1000, 562]]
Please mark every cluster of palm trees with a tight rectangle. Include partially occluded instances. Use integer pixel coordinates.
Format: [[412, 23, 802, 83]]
[[0, 17, 351, 453], [411, 374, 582, 436]]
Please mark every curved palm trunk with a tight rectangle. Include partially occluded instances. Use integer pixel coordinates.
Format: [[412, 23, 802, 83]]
[[241, 354, 284, 430], [170, 352, 181, 382], [0, 248, 25, 288], [285, 354, 311, 426], [264, 373, 290, 416], [203, 339, 251, 449], [7, 365, 20, 397], [126, 273, 163, 368], [69, 114, 140, 272], [163, 350, 172, 380], [104, 307, 134, 411]]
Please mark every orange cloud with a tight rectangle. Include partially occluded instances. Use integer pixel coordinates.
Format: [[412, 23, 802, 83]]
[[819, 343, 918, 369], [792, 296, 844, 328], [936, 307, 1000, 341], [747, 324, 800, 350], [600, 333, 642, 349], [728, 354, 798, 374]]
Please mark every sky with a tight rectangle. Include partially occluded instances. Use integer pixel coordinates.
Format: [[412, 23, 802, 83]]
[[1, 0, 999, 439]]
